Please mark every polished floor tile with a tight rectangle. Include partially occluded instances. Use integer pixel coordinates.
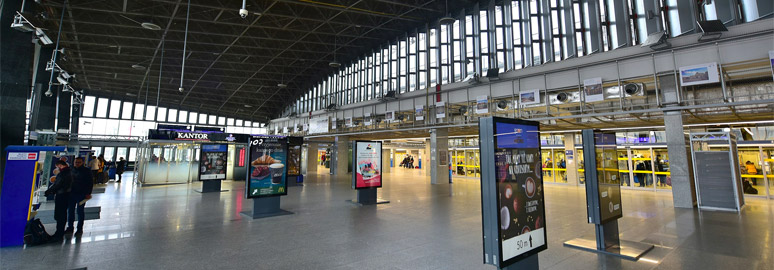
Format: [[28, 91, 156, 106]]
[[1, 168, 772, 270]]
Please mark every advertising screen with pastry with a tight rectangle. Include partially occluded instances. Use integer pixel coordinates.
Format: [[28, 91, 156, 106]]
[[246, 136, 288, 198]]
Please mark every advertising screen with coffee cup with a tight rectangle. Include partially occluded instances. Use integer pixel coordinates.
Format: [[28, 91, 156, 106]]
[[353, 141, 382, 189], [246, 136, 288, 198], [199, 144, 228, 180], [489, 118, 547, 267]]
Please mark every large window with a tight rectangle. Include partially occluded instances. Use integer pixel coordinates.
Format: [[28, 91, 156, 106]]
[[96, 98, 109, 118], [109, 100, 121, 118], [121, 101, 133, 119], [83, 96, 96, 117]]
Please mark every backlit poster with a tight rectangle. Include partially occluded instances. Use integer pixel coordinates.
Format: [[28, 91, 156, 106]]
[[415, 105, 424, 121], [353, 141, 382, 189], [583, 77, 604, 102], [436, 101, 446, 118], [246, 136, 288, 198], [491, 118, 547, 267], [476, 95, 489, 114], [199, 144, 228, 180], [287, 136, 303, 177]]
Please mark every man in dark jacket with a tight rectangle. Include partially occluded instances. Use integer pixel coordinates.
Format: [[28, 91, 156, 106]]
[[68, 157, 94, 235], [116, 157, 127, 183], [45, 160, 73, 241]]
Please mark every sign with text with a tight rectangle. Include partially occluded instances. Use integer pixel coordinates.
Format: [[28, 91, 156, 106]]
[[246, 136, 288, 198], [476, 95, 489, 114], [479, 117, 546, 268], [352, 141, 383, 189], [415, 105, 424, 121], [436, 101, 446, 118], [199, 144, 228, 180]]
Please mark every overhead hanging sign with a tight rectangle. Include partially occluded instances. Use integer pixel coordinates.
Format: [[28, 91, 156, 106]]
[[476, 95, 489, 114], [479, 117, 547, 268], [415, 105, 425, 121], [679, 62, 720, 86], [199, 144, 228, 180], [436, 101, 446, 118], [352, 141, 383, 189], [246, 136, 288, 198], [583, 77, 604, 102]]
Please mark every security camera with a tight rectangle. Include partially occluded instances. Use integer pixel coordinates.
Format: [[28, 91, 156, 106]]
[[178, 87, 185, 92], [239, 8, 248, 19]]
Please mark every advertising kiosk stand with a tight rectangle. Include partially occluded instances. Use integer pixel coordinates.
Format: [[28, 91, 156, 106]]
[[479, 117, 545, 270], [196, 144, 230, 193], [563, 130, 653, 260], [241, 136, 293, 219], [348, 141, 389, 205]]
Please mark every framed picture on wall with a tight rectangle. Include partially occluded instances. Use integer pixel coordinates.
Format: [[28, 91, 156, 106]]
[[519, 89, 541, 105], [679, 62, 719, 86]]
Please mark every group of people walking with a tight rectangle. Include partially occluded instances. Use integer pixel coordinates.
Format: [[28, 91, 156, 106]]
[[400, 155, 415, 168]]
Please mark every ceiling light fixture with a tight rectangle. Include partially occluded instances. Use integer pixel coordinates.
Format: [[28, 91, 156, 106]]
[[131, 64, 146, 70], [141, 22, 162, 30], [439, 0, 455, 25], [330, 36, 341, 68], [244, 104, 253, 108], [277, 83, 288, 88]]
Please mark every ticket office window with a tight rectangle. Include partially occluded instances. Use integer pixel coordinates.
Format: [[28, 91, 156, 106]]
[[631, 148, 653, 188], [653, 149, 671, 190], [465, 150, 481, 178]]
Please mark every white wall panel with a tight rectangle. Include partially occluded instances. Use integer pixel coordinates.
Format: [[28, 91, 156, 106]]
[[618, 57, 654, 79], [449, 89, 468, 103], [469, 84, 489, 98], [519, 76, 546, 92], [545, 70, 579, 89], [578, 62, 618, 82], [386, 101, 399, 111], [491, 81, 513, 98]]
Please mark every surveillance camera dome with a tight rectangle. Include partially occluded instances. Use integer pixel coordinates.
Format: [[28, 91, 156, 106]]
[[623, 83, 641, 95], [239, 8, 248, 18]]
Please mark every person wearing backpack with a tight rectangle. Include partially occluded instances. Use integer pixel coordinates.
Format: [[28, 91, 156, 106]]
[[68, 157, 94, 235], [44, 160, 73, 242]]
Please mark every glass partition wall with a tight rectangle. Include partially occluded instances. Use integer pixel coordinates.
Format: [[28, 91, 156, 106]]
[[136, 141, 198, 186]]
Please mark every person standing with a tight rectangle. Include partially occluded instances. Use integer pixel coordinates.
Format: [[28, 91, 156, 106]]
[[88, 155, 100, 185], [116, 157, 127, 183], [68, 157, 93, 235], [45, 160, 73, 242], [97, 154, 106, 184]]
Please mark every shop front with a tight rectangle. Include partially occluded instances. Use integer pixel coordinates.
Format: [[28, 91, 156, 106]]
[[135, 130, 250, 186]]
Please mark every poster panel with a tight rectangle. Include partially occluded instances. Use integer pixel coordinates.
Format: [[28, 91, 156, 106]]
[[331, 118, 337, 130], [309, 117, 329, 134], [246, 136, 288, 198], [415, 105, 424, 121], [593, 132, 622, 223], [287, 136, 303, 177], [519, 89, 540, 105], [385, 111, 395, 121], [436, 101, 446, 118], [353, 141, 382, 189], [364, 113, 373, 126], [476, 95, 489, 114], [199, 144, 228, 180], [679, 62, 719, 86], [492, 119, 547, 266], [583, 77, 604, 102], [345, 117, 353, 127]]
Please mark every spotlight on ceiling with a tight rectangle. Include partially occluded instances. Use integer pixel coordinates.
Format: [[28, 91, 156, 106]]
[[141, 22, 162, 30], [244, 104, 253, 108], [277, 83, 288, 88], [126, 93, 137, 97], [178, 87, 185, 92], [329, 61, 341, 68], [11, 12, 35, 32], [35, 28, 52, 45], [44, 89, 54, 97], [131, 64, 146, 70]]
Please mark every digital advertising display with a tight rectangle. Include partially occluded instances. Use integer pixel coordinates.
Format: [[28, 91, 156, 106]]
[[287, 136, 303, 177], [353, 141, 382, 189], [480, 117, 546, 268], [199, 144, 228, 180], [246, 136, 288, 198], [593, 132, 622, 223]]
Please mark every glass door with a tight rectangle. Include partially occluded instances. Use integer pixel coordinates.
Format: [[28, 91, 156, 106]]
[[618, 148, 633, 187], [763, 147, 773, 199], [631, 148, 654, 189], [541, 149, 555, 182], [739, 146, 765, 197], [653, 148, 672, 190]]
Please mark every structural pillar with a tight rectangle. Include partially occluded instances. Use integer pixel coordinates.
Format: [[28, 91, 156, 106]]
[[381, 148, 391, 173], [430, 128, 450, 184], [332, 136, 348, 176], [563, 132, 579, 185], [423, 139, 431, 176], [659, 74, 696, 208], [303, 144, 317, 175]]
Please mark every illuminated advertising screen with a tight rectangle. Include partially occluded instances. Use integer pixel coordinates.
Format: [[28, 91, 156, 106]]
[[199, 144, 228, 180], [491, 119, 547, 267], [246, 136, 288, 198], [353, 141, 382, 189], [593, 132, 622, 223], [287, 137, 303, 177]]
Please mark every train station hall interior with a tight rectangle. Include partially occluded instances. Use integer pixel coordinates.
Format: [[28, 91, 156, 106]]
[[1, 0, 773, 269]]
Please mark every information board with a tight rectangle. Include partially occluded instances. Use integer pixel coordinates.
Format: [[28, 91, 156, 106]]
[[590, 132, 622, 223], [352, 141, 382, 189], [199, 144, 228, 180], [246, 136, 288, 198], [480, 117, 547, 268]]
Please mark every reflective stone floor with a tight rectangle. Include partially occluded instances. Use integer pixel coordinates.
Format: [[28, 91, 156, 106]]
[[2, 168, 772, 269]]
